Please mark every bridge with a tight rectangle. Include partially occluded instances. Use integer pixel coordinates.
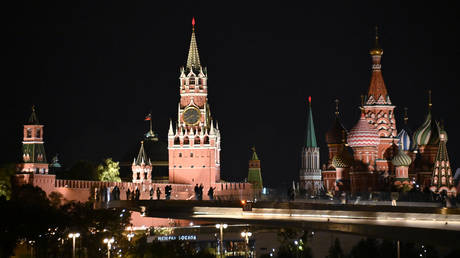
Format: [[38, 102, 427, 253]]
[[100, 200, 460, 247]]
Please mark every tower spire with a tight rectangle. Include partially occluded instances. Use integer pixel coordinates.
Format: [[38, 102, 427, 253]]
[[306, 96, 317, 148], [366, 26, 389, 105], [428, 89, 432, 110], [186, 17, 201, 72], [334, 99, 340, 116], [404, 107, 409, 125]]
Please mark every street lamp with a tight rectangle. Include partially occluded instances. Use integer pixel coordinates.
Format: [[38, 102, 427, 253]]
[[241, 231, 252, 258], [68, 232, 80, 258], [127, 232, 135, 241], [215, 224, 228, 258], [103, 237, 115, 258]]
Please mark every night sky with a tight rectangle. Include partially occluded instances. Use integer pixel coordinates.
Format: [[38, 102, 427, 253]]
[[2, 1, 459, 187]]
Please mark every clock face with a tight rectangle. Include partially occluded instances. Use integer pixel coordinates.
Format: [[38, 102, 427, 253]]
[[183, 107, 201, 125]]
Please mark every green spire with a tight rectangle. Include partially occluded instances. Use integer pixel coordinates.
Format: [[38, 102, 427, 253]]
[[306, 96, 318, 147], [27, 105, 40, 125], [251, 146, 259, 160]]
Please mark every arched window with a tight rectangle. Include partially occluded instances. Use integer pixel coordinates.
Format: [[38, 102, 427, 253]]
[[179, 153, 182, 157], [136, 172, 140, 180], [174, 137, 180, 145], [190, 153, 194, 157], [183, 137, 189, 145], [194, 136, 200, 145], [36, 128, 40, 138], [27, 129, 32, 138], [204, 136, 209, 144]]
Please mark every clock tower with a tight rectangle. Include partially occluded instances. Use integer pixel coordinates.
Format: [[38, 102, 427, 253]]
[[168, 18, 221, 187]]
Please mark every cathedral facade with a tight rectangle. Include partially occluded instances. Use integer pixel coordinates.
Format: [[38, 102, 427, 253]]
[[321, 31, 457, 196]]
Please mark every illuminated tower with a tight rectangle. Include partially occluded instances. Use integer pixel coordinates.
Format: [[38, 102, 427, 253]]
[[391, 143, 412, 189], [18, 106, 49, 174], [248, 147, 263, 191], [132, 141, 152, 183], [168, 18, 221, 186], [299, 97, 322, 195], [363, 28, 397, 173], [429, 124, 456, 195]]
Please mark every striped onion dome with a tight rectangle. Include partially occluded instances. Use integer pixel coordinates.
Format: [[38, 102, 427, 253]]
[[413, 111, 439, 146], [347, 113, 379, 147], [397, 129, 411, 151], [332, 146, 353, 168], [391, 146, 412, 167]]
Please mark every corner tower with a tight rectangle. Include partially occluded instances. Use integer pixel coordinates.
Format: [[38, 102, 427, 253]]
[[132, 141, 152, 183], [18, 106, 49, 174], [248, 147, 263, 191], [363, 27, 397, 173], [300, 97, 322, 195], [168, 18, 221, 187]]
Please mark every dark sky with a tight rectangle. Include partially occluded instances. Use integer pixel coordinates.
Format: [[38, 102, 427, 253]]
[[2, 1, 459, 187]]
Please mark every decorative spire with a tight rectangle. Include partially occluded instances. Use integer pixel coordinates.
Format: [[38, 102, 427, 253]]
[[186, 17, 201, 72], [251, 146, 259, 160], [305, 96, 318, 148], [430, 124, 455, 194], [27, 105, 40, 125], [168, 119, 174, 136], [334, 99, 340, 116], [135, 141, 148, 166], [366, 26, 390, 105], [369, 26, 383, 56], [428, 89, 432, 110], [404, 107, 409, 125]]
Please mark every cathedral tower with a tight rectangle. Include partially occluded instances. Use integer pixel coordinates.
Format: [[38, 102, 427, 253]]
[[168, 18, 221, 187], [363, 28, 397, 173], [325, 99, 347, 169], [300, 97, 322, 195], [18, 106, 49, 174], [429, 124, 456, 195]]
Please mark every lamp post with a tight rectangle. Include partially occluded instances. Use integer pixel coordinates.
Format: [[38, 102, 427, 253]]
[[127, 232, 135, 241], [215, 223, 228, 258], [68, 233, 80, 258], [103, 237, 114, 258], [241, 231, 252, 258]]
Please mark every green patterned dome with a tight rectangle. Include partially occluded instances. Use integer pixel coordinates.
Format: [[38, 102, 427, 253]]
[[413, 111, 439, 146], [391, 147, 412, 167], [332, 146, 353, 168]]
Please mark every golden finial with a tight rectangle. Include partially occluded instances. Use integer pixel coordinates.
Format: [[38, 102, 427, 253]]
[[341, 129, 346, 144], [334, 99, 340, 116], [404, 107, 408, 125], [360, 94, 365, 106], [141, 140, 144, 145], [369, 26, 383, 56], [428, 90, 432, 109]]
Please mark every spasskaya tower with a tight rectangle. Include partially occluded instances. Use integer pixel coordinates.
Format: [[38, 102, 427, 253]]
[[168, 18, 221, 186]]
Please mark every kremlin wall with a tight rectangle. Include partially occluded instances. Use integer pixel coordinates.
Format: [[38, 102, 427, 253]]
[[13, 21, 458, 230]]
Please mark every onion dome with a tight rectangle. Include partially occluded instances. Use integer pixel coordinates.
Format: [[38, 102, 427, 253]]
[[397, 129, 411, 151], [413, 110, 439, 147], [326, 100, 347, 144], [347, 112, 379, 147], [332, 147, 353, 168], [392, 145, 412, 167]]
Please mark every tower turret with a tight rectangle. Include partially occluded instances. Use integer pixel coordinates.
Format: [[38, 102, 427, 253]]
[[132, 141, 152, 183], [18, 106, 49, 174], [248, 147, 263, 193], [430, 125, 456, 195], [300, 97, 322, 195]]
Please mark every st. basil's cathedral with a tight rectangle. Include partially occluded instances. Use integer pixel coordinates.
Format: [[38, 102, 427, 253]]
[[300, 30, 457, 196]]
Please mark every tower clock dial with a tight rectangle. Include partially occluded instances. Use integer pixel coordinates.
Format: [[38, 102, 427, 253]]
[[183, 107, 201, 125]]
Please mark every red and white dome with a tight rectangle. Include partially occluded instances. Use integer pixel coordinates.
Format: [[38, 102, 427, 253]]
[[347, 113, 379, 147]]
